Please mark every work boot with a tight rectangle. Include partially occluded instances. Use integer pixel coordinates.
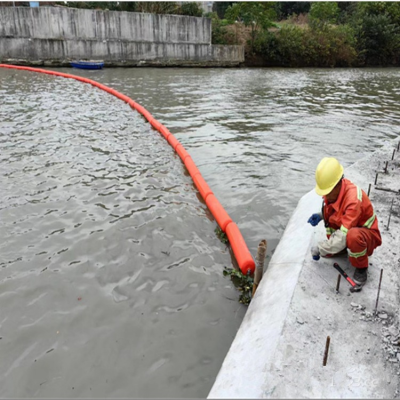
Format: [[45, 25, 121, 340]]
[[353, 268, 368, 285]]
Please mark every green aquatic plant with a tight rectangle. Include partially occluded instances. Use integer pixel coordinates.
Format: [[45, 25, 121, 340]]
[[223, 267, 254, 306], [215, 227, 229, 244]]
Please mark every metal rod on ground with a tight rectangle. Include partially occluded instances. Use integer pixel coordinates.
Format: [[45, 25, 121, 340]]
[[323, 336, 331, 366], [335, 274, 341, 293], [398, 141, 400, 151], [387, 198, 394, 230], [367, 183, 371, 197], [252, 239, 267, 297], [384, 161, 388, 173], [374, 269, 384, 316], [392, 149, 396, 161], [375, 172, 379, 185], [375, 187, 400, 194]]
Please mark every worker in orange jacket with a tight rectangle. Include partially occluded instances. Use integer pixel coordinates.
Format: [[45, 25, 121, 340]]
[[307, 157, 382, 285]]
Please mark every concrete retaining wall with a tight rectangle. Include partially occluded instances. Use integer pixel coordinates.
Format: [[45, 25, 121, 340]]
[[0, 7, 244, 67]]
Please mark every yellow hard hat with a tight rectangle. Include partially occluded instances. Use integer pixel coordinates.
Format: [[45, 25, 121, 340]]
[[315, 157, 344, 196]]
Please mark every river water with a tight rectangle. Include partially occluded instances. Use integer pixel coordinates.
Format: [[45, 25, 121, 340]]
[[1, 67, 399, 398]]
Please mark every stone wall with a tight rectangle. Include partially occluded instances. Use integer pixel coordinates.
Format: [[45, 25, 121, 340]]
[[0, 7, 244, 67]]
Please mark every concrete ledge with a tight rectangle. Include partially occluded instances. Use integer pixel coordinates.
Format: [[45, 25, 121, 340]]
[[0, 38, 244, 67], [209, 190, 322, 398], [209, 141, 400, 398]]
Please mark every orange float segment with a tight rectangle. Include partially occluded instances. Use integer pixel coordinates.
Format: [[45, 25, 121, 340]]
[[167, 134, 180, 150], [226, 223, 255, 275], [158, 124, 171, 140], [114, 93, 132, 104], [184, 157, 201, 178], [206, 194, 233, 232], [150, 119, 161, 131], [192, 173, 213, 201], [128, 100, 138, 109], [175, 144, 190, 162]]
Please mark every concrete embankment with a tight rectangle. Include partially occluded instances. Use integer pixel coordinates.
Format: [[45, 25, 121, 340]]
[[209, 140, 400, 398], [0, 7, 244, 67]]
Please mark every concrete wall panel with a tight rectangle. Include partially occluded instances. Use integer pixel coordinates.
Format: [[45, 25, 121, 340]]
[[0, 7, 242, 66], [0, 7, 211, 43]]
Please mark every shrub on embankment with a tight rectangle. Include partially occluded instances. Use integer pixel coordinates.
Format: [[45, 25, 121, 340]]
[[211, 1, 400, 67]]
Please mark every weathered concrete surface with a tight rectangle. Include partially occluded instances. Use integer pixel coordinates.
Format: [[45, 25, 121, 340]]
[[0, 6, 211, 44], [209, 140, 400, 398], [0, 7, 244, 67]]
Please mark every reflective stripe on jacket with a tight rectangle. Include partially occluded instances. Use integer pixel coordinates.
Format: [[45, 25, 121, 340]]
[[323, 178, 381, 240]]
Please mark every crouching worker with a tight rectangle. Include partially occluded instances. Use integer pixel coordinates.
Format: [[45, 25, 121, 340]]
[[307, 157, 382, 286]]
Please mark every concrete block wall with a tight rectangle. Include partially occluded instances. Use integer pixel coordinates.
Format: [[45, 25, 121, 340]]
[[0, 7, 244, 66]]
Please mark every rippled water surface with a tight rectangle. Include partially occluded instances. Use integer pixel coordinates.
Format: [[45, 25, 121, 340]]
[[1, 67, 400, 398]]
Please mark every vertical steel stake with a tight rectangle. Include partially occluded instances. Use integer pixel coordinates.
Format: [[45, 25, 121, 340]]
[[335, 274, 341, 293], [392, 149, 396, 160], [374, 172, 378, 185], [367, 183, 371, 197], [387, 198, 394, 230], [384, 161, 388, 173], [374, 269, 384, 316], [323, 336, 331, 366]]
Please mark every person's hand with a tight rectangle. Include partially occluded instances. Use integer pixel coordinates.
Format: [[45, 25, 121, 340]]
[[307, 213, 322, 226]]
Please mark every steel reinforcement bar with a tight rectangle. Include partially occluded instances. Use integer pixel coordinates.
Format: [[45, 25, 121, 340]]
[[0, 64, 255, 274]]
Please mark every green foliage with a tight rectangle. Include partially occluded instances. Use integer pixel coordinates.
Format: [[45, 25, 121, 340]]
[[134, 2, 179, 15], [119, 2, 137, 12], [275, 2, 311, 20], [309, 1, 340, 27], [212, 1, 234, 19], [215, 226, 229, 244], [355, 2, 400, 26], [353, 13, 400, 66], [223, 267, 254, 305], [226, 2, 277, 53], [61, 2, 120, 10], [257, 23, 357, 67], [179, 2, 203, 17], [226, 2, 276, 30], [206, 12, 237, 45]]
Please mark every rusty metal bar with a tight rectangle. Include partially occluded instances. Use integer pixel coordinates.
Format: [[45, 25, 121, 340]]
[[367, 183, 371, 197], [335, 274, 341, 293], [374, 269, 384, 316], [374, 172, 379, 185], [323, 336, 331, 366], [387, 198, 394, 230], [375, 187, 400, 194]]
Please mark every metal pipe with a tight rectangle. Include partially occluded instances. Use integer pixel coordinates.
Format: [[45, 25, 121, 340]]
[[367, 183, 371, 197], [392, 149, 396, 161], [384, 161, 388, 174], [374, 172, 378, 185]]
